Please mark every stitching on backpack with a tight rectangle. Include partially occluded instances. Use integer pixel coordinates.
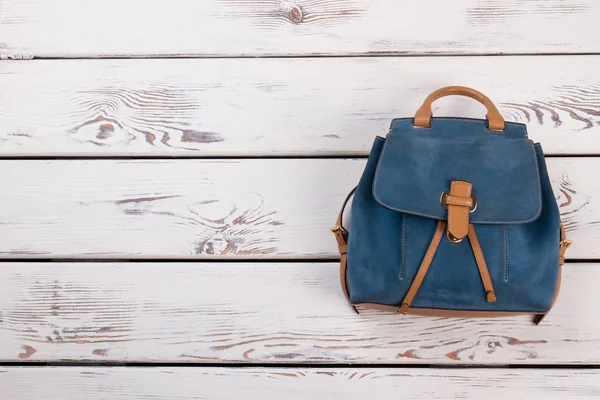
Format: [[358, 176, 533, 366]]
[[400, 213, 406, 280], [504, 225, 509, 282]]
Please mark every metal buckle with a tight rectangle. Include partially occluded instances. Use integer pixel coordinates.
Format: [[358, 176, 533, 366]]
[[560, 239, 572, 248], [330, 225, 348, 236], [440, 191, 477, 212]]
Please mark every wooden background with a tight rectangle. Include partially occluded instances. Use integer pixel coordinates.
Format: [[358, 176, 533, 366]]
[[1, 1, 600, 398]]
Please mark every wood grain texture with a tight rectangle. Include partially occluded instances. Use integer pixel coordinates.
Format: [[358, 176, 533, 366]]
[[1, 57, 600, 156], [1, 367, 599, 399], [0, 262, 598, 364], [0, 0, 598, 57], [0, 158, 595, 259]]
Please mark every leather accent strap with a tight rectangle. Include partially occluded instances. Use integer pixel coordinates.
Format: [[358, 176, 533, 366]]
[[446, 181, 472, 241], [445, 195, 473, 208], [357, 303, 540, 318], [334, 187, 356, 230], [538, 225, 571, 324], [467, 224, 497, 303], [332, 236, 357, 314], [339, 253, 358, 314], [331, 229, 356, 314], [399, 220, 446, 314], [331, 187, 358, 314], [559, 223, 571, 266], [414, 86, 505, 131]]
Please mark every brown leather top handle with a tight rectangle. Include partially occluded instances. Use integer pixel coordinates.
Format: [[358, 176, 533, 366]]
[[414, 86, 505, 131]]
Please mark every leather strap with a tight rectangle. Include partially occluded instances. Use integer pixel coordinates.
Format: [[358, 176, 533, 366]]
[[538, 225, 571, 324], [331, 187, 358, 314], [445, 181, 473, 241], [355, 303, 540, 318], [398, 220, 446, 313], [468, 224, 497, 303], [399, 221, 497, 313], [413, 86, 505, 131], [559, 223, 571, 266], [331, 230, 356, 314], [334, 187, 356, 230]]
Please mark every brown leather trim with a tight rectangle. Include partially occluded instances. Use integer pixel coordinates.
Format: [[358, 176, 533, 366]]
[[445, 195, 473, 207], [446, 181, 472, 240], [414, 86, 505, 131], [559, 223, 571, 266], [399, 220, 446, 313], [339, 252, 357, 314], [331, 186, 358, 314], [538, 225, 569, 323], [355, 303, 539, 318], [332, 228, 356, 314], [467, 224, 497, 303]]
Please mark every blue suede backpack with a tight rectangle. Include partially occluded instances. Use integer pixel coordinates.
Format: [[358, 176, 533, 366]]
[[331, 86, 571, 324]]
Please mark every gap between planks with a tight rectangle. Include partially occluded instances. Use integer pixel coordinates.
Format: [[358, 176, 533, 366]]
[[1, 366, 599, 400], [12, 52, 600, 60], [0, 361, 599, 369]]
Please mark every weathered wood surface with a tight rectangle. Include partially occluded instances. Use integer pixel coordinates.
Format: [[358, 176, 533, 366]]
[[0, 158, 594, 259], [1, 57, 599, 156], [0, 262, 597, 364], [1, 1, 599, 57], [2, 367, 599, 399]]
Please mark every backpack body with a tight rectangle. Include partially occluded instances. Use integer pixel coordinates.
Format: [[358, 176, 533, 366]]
[[332, 87, 569, 321]]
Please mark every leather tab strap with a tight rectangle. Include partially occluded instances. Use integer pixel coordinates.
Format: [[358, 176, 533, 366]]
[[446, 181, 473, 241], [331, 187, 358, 314], [413, 85, 505, 131], [331, 227, 357, 314], [399, 220, 446, 313], [467, 224, 497, 303], [536, 225, 570, 324], [559, 223, 571, 266]]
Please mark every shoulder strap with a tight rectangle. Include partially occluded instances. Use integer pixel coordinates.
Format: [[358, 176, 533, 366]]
[[559, 224, 571, 266], [330, 187, 357, 313]]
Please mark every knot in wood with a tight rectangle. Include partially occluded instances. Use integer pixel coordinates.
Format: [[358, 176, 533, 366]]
[[288, 5, 303, 23], [98, 124, 115, 140], [487, 340, 501, 349]]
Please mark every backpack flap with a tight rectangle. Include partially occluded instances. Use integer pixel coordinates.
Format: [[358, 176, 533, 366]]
[[372, 118, 542, 225]]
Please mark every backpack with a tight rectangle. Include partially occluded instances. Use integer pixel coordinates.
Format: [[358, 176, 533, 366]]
[[331, 86, 570, 324]]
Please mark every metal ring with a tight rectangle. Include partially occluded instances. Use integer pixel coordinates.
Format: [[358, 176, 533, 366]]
[[446, 231, 463, 244]]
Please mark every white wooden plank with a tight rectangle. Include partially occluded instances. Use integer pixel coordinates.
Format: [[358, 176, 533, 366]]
[[1, 1, 599, 57], [0, 158, 594, 259], [1, 57, 599, 156], [1, 367, 599, 399], [0, 262, 598, 364]]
